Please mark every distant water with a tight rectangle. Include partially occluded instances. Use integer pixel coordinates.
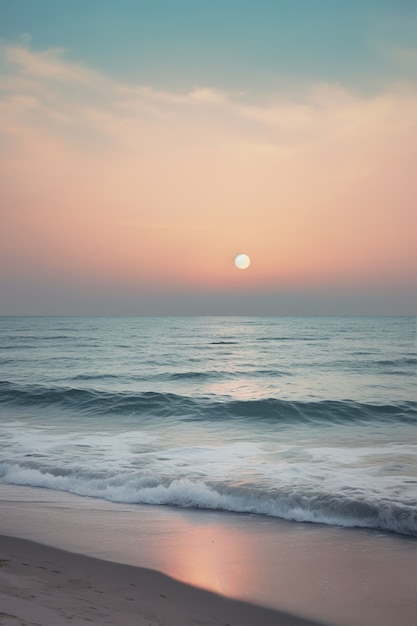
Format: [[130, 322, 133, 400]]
[[0, 316, 416, 537]]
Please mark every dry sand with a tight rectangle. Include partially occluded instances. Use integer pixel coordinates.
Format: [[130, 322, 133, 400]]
[[0, 535, 324, 626]]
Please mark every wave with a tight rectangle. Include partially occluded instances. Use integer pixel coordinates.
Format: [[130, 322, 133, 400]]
[[71, 373, 121, 381], [44, 369, 290, 385], [0, 380, 415, 424], [256, 336, 323, 342], [1, 460, 415, 537], [150, 369, 288, 381], [377, 358, 417, 366], [209, 341, 238, 345]]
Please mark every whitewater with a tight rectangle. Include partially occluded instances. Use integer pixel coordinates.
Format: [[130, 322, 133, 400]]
[[0, 316, 416, 536]]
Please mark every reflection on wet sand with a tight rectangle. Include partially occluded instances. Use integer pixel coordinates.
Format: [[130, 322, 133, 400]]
[[1, 486, 416, 626], [161, 516, 254, 595]]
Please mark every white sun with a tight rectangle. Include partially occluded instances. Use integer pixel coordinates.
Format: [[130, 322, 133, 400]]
[[234, 253, 251, 269]]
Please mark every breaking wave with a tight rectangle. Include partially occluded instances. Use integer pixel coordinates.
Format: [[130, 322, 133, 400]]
[[0, 460, 416, 537]]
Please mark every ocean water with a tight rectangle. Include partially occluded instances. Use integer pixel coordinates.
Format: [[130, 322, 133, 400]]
[[0, 316, 416, 537]]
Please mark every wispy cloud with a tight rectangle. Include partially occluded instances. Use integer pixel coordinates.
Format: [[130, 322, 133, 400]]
[[4, 42, 105, 83]]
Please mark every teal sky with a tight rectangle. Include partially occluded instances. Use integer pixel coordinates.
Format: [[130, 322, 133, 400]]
[[1, 0, 416, 94]]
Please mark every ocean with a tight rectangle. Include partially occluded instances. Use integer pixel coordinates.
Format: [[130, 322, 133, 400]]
[[1, 315, 416, 537]]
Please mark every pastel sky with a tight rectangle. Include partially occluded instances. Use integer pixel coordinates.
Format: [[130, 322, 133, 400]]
[[1, 0, 416, 315]]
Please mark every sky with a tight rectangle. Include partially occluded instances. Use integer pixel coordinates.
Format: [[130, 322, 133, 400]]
[[0, 0, 416, 315]]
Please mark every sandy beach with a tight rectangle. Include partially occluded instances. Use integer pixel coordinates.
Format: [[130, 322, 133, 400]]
[[1, 485, 417, 626], [0, 534, 325, 626]]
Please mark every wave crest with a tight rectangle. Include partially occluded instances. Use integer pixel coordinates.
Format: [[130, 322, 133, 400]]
[[0, 380, 415, 424], [1, 461, 416, 537]]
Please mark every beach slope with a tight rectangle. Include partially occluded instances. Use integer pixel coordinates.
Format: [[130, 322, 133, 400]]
[[0, 535, 324, 626]]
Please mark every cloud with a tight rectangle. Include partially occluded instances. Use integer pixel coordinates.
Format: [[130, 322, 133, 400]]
[[0, 41, 416, 305], [4, 42, 104, 84]]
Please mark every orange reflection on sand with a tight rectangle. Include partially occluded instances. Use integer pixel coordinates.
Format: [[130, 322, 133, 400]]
[[163, 517, 254, 596]]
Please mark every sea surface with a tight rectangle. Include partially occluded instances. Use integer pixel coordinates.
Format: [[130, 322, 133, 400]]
[[0, 316, 416, 537]]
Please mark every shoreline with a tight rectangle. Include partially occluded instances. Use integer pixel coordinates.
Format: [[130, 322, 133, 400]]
[[0, 534, 324, 626], [1, 484, 416, 626]]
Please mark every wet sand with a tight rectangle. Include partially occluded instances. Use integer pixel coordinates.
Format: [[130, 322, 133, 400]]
[[0, 534, 324, 626], [1, 485, 416, 626]]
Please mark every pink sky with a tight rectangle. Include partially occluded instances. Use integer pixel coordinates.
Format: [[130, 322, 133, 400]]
[[1, 43, 416, 313]]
